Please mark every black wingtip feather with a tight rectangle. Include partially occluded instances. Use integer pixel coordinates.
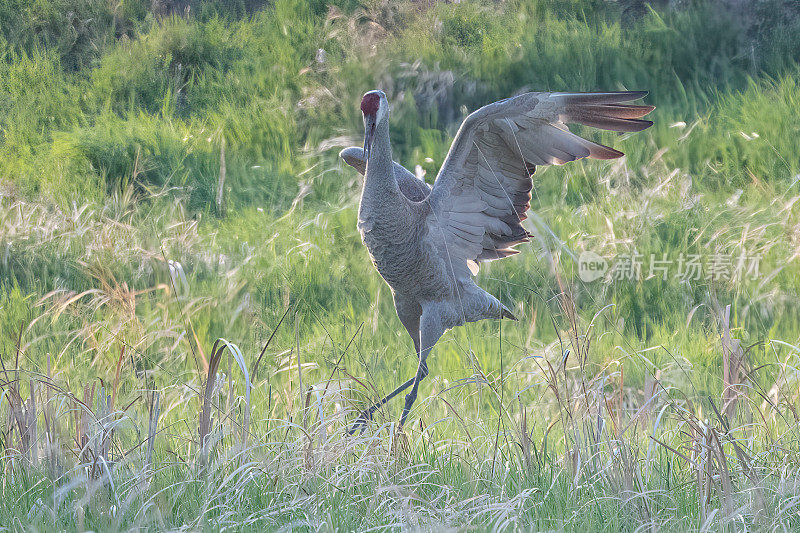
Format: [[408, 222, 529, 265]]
[[561, 91, 654, 133], [559, 91, 649, 104], [571, 114, 653, 133]]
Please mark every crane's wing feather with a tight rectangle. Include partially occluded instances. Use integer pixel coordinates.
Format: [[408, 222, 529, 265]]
[[340, 147, 431, 202], [425, 91, 653, 278]]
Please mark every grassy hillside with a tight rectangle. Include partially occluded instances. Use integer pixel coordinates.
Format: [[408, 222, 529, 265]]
[[2, 0, 800, 530]]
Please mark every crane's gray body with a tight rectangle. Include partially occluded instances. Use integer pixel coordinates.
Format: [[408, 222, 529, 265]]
[[352, 117, 509, 352], [341, 89, 653, 428]]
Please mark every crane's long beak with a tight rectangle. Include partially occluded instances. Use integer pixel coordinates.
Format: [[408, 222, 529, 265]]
[[363, 116, 376, 162]]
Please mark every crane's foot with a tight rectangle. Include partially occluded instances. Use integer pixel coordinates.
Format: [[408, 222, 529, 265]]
[[399, 389, 418, 427], [347, 405, 377, 435]]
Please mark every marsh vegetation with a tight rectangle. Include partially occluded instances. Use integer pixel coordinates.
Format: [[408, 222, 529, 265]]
[[2, 0, 800, 530]]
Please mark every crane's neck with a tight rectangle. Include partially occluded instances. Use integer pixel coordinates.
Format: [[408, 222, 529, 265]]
[[363, 118, 400, 198], [358, 118, 411, 236]]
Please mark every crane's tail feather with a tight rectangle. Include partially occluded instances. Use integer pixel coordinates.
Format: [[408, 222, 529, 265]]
[[501, 306, 518, 321]]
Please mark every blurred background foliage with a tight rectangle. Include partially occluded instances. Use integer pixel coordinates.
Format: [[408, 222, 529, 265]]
[[1, 0, 798, 204]]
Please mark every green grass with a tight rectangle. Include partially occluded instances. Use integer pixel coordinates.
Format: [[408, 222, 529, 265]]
[[2, 0, 800, 530]]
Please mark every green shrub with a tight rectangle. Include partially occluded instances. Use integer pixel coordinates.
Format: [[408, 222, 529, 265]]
[[440, 4, 494, 49], [91, 17, 242, 115], [47, 112, 221, 205], [698, 73, 800, 188], [0, 0, 145, 71], [0, 48, 86, 194]]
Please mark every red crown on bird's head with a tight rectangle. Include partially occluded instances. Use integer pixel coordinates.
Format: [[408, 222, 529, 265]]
[[361, 92, 381, 115]]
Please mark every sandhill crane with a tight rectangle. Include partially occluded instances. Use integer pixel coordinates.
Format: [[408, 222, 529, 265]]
[[341, 89, 653, 432]]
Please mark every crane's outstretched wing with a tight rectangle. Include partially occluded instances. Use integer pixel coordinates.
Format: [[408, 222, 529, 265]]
[[425, 91, 653, 278], [340, 147, 431, 202]]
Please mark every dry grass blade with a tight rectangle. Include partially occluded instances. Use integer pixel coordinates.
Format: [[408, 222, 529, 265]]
[[199, 340, 226, 464], [718, 304, 746, 419], [145, 391, 160, 477]]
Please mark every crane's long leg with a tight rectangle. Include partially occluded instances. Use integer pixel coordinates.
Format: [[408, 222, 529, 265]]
[[400, 310, 444, 427], [347, 374, 420, 434], [348, 299, 422, 435]]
